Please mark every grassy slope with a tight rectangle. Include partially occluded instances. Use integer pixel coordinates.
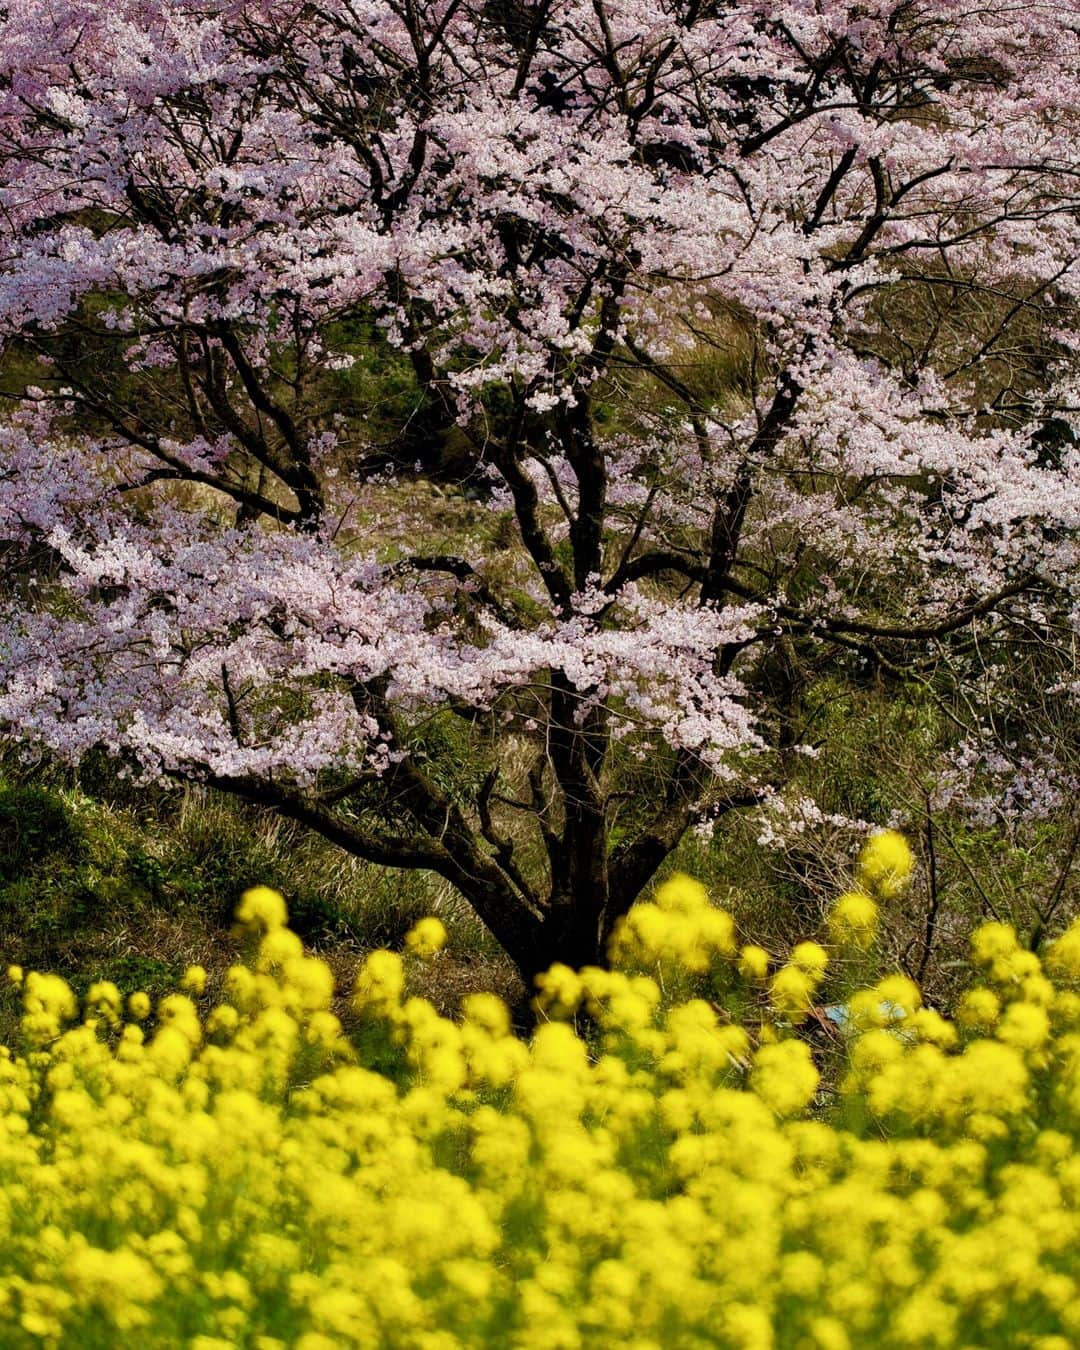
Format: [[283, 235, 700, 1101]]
[[0, 769, 524, 1043]]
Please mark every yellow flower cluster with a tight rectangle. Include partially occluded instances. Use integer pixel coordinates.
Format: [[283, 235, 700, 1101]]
[[856, 829, 915, 899], [608, 872, 737, 975], [825, 829, 914, 955], [827, 890, 879, 949], [2, 878, 1080, 1347], [769, 945, 828, 1024]]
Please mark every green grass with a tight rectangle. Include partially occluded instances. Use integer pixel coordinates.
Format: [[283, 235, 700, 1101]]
[[0, 769, 523, 1042]]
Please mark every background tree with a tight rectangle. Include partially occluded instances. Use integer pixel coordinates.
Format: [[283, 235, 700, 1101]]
[[0, 0, 1077, 981]]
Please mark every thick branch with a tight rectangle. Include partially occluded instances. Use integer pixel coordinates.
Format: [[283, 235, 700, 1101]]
[[606, 778, 768, 936], [700, 379, 800, 605], [202, 773, 448, 869]]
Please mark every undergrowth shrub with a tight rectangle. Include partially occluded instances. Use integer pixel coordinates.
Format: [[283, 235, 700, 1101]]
[[1, 835, 1078, 1348]]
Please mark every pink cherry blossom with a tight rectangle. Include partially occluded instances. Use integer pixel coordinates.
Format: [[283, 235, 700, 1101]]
[[0, 0, 1077, 975]]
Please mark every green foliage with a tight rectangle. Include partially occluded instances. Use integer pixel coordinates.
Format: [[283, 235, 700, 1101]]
[[0, 766, 518, 1047], [81, 953, 178, 1000], [322, 311, 423, 439], [0, 781, 84, 883]]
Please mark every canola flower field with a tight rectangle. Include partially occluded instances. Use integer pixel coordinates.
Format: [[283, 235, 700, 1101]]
[[2, 834, 1080, 1348]]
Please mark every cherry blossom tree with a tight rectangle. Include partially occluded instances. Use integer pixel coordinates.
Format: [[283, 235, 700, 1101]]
[[0, 0, 1078, 978]]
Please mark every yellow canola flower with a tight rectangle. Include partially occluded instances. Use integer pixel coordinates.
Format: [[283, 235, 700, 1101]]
[[875, 974, 922, 1013], [990, 947, 1042, 988], [608, 874, 737, 976], [127, 990, 151, 1021], [738, 944, 770, 981], [3, 874, 1080, 1347], [86, 980, 123, 1027], [908, 1008, 958, 1049], [405, 916, 448, 960], [997, 1001, 1050, 1053], [24, 971, 78, 1021], [751, 1039, 819, 1116], [256, 928, 305, 971], [224, 964, 258, 1012], [282, 955, 335, 1014], [654, 872, 710, 912], [206, 1002, 239, 1040], [1053, 990, 1080, 1030], [235, 885, 288, 933], [533, 964, 583, 1019], [856, 829, 915, 899], [157, 994, 202, 1047], [828, 890, 879, 949], [971, 921, 1020, 966], [956, 985, 999, 1032], [461, 992, 511, 1040], [65, 1240, 163, 1331], [181, 965, 208, 996], [791, 941, 829, 981], [352, 949, 405, 1015], [769, 964, 818, 1022], [1046, 917, 1080, 983]]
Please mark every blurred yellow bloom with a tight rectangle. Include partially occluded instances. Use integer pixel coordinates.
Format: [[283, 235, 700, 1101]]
[[24, 971, 78, 1021], [405, 916, 448, 960], [181, 965, 208, 996], [256, 929, 304, 971], [655, 872, 709, 912], [751, 1039, 819, 1116], [828, 891, 879, 949], [461, 992, 511, 1039], [609, 876, 736, 972], [0, 873, 1076, 1347], [791, 941, 829, 980], [224, 964, 258, 1012], [874, 974, 922, 1013], [1046, 918, 1080, 982], [998, 1001, 1050, 1052], [86, 980, 123, 1025], [856, 830, 915, 898], [533, 963, 583, 1019], [770, 964, 818, 1022], [235, 886, 288, 933], [971, 921, 1020, 966], [738, 944, 770, 981], [352, 949, 404, 1015]]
